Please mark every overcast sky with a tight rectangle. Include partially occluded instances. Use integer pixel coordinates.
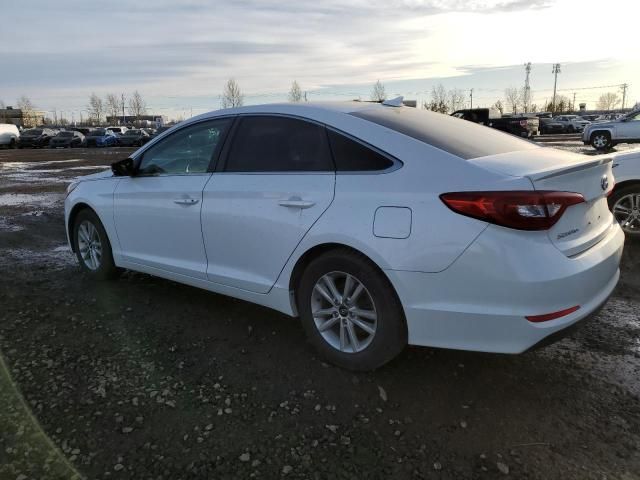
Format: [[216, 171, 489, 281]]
[[1, 0, 637, 119]]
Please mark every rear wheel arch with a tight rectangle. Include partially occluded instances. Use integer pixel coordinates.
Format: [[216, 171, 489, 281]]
[[288, 243, 402, 311]]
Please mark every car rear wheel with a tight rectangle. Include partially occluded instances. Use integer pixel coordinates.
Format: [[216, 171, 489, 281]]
[[9, 138, 16, 149], [591, 131, 612, 150], [297, 249, 407, 370], [609, 185, 640, 236], [73, 209, 120, 279]]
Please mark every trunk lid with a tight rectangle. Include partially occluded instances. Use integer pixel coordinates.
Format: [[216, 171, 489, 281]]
[[470, 148, 615, 256]]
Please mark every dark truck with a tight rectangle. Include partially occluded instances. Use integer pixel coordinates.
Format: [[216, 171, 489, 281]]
[[451, 108, 539, 138]]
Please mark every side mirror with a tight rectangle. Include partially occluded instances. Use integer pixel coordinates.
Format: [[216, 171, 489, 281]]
[[111, 157, 136, 176]]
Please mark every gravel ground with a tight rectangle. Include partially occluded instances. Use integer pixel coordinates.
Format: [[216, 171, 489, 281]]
[[0, 144, 639, 480]]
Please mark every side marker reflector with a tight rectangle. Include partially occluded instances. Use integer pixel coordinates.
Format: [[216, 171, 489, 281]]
[[526, 306, 580, 323]]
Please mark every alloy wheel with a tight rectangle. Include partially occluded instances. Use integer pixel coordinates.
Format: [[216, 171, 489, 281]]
[[613, 193, 640, 235], [592, 134, 608, 149], [77, 220, 103, 270], [310, 271, 377, 353]]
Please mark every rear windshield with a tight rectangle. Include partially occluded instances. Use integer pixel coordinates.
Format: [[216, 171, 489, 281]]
[[350, 107, 538, 159]]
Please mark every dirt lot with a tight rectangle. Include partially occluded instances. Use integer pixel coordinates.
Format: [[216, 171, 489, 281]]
[[0, 142, 639, 480]]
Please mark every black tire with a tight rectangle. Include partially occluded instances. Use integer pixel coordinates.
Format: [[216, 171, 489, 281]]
[[9, 138, 17, 149], [608, 184, 640, 237], [566, 125, 575, 133], [591, 131, 612, 150], [73, 209, 120, 280], [297, 249, 407, 371]]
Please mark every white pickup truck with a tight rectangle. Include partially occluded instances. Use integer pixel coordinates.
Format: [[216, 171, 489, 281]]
[[583, 110, 640, 150], [609, 148, 640, 236]]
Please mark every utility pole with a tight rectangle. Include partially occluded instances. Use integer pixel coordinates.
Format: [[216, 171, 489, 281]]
[[551, 63, 561, 114], [121, 93, 126, 125], [572, 92, 576, 112], [524, 62, 531, 113], [470, 88, 473, 109], [621, 83, 628, 111]]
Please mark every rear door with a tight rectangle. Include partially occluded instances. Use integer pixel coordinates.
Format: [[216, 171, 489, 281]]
[[114, 118, 232, 279], [201, 115, 335, 293], [617, 112, 640, 140]]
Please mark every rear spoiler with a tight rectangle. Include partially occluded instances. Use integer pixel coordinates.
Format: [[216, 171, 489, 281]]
[[533, 155, 614, 181]]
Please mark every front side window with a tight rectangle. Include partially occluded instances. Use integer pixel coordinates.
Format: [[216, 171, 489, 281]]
[[138, 118, 231, 175], [224, 116, 333, 172]]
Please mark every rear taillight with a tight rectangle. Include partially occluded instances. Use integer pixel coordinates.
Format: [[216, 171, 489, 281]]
[[519, 119, 528, 127], [440, 191, 585, 231]]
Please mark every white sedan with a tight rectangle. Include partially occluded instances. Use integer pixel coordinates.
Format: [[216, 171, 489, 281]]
[[65, 101, 624, 370]]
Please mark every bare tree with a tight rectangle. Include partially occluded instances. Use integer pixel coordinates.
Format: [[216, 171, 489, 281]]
[[448, 89, 466, 112], [544, 94, 571, 113], [504, 87, 521, 114], [288, 81, 303, 102], [106, 94, 120, 123], [492, 100, 504, 115], [87, 93, 104, 125], [16, 95, 37, 127], [596, 92, 621, 111], [424, 84, 448, 113], [370, 80, 386, 102], [129, 91, 147, 124], [221, 79, 244, 108]]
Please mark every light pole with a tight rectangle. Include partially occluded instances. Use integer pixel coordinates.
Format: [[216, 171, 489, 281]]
[[551, 63, 561, 114]]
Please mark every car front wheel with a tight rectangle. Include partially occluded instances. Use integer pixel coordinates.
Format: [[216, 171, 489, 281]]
[[297, 249, 407, 370], [73, 209, 120, 279], [591, 132, 612, 150]]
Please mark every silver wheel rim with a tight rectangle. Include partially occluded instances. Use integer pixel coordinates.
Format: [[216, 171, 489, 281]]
[[77, 221, 103, 270], [593, 135, 607, 148], [613, 193, 640, 235], [311, 271, 377, 353]]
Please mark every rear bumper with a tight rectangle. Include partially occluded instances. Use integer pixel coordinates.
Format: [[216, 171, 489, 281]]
[[385, 221, 624, 354]]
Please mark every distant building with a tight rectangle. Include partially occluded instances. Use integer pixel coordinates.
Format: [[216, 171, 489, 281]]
[[0, 107, 45, 127], [105, 114, 167, 127]]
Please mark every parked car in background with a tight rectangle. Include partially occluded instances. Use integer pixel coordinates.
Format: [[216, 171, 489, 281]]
[[148, 126, 172, 139], [543, 115, 591, 134], [0, 123, 20, 148], [581, 114, 601, 122], [583, 110, 640, 150], [608, 148, 640, 236], [65, 101, 623, 370], [49, 130, 84, 148], [18, 128, 56, 148], [70, 127, 93, 136], [451, 108, 539, 137], [118, 129, 150, 147], [596, 113, 624, 123], [107, 126, 128, 136], [84, 129, 119, 148]]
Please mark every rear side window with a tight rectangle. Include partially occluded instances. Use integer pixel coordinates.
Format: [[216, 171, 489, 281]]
[[225, 116, 333, 172], [327, 130, 394, 171], [350, 107, 538, 159]]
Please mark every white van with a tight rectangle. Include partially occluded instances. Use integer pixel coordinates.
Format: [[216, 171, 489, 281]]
[[0, 124, 20, 148]]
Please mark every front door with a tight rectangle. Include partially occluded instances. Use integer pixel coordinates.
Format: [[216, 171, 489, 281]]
[[201, 115, 336, 293], [114, 118, 233, 279]]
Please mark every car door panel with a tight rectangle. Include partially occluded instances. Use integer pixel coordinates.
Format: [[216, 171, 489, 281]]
[[200, 115, 336, 294], [114, 175, 211, 278], [201, 173, 334, 293]]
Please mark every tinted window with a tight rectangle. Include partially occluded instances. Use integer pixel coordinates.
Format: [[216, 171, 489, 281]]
[[138, 118, 231, 175], [350, 107, 538, 160], [224, 116, 333, 172], [327, 130, 394, 171]]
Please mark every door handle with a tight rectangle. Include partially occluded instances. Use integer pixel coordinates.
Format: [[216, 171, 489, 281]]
[[279, 197, 315, 209], [174, 198, 200, 206]]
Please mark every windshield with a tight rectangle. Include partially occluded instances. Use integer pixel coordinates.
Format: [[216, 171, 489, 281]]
[[126, 130, 141, 135], [57, 131, 74, 137], [89, 129, 106, 136], [25, 129, 43, 135]]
